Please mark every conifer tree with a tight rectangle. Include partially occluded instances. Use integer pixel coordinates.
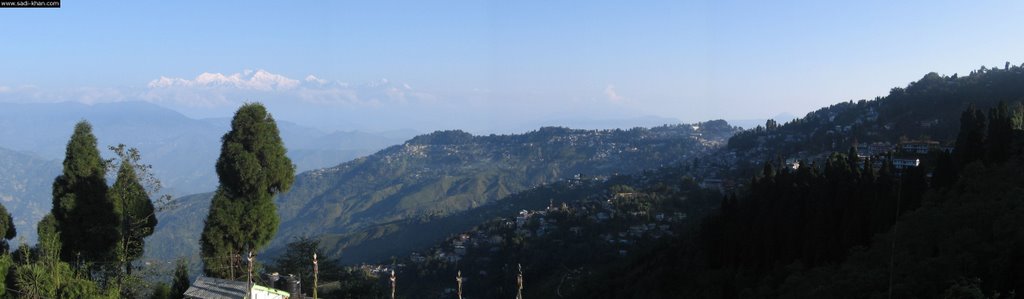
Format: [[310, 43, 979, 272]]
[[200, 103, 295, 278], [953, 105, 986, 169], [985, 102, 1013, 164], [171, 258, 190, 299], [931, 150, 957, 189], [847, 146, 862, 176], [109, 145, 159, 276], [49, 121, 119, 264], [36, 213, 59, 258]]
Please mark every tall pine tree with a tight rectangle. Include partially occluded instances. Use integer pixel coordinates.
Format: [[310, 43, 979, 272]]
[[953, 105, 986, 169], [200, 103, 295, 278], [171, 258, 190, 299], [48, 121, 119, 265], [109, 145, 159, 276], [985, 102, 1014, 164]]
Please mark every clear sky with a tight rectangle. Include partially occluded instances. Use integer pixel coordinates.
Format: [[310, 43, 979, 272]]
[[2, 1, 1024, 132]]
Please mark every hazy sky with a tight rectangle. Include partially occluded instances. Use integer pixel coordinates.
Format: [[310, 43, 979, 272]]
[[2, 1, 1024, 132]]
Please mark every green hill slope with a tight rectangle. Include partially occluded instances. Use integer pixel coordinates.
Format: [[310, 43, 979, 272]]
[[729, 66, 1024, 156], [148, 122, 738, 263], [569, 66, 1024, 298], [385, 65, 1024, 298]]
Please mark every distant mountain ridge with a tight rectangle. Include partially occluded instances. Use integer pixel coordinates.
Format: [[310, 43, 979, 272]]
[[0, 101, 411, 194], [726, 113, 798, 130], [146, 121, 739, 263], [0, 146, 60, 244]]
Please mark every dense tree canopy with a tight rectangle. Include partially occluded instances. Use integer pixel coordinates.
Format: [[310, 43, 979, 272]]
[[576, 104, 1024, 298], [201, 103, 296, 278], [109, 145, 159, 276], [701, 152, 925, 272], [49, 121, 120, 264]]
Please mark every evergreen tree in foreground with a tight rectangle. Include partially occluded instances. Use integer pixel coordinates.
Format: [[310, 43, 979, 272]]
[[200, 103, 295, 278], [109, 144, 160, 276], [49, 121, 119, 265], [20, 122, 119, 297], [171, 258, 191, 299]]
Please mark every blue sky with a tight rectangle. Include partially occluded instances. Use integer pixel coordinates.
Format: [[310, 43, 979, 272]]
[[2, 1, 1024, 132]]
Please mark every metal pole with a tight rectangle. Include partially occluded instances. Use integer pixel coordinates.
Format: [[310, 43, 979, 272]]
[[313, 253, 319, 299], [390, 270, 397, 299], [516, 264, 524, 299], [248, 251, 254, 299], [456, 270, 463, 299]]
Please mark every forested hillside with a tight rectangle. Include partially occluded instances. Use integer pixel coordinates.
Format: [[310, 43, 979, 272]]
[[382, 66, 1024, 299], [570, 75, 1024, 298], [147, 121, 738, 263], [395, 165, 723, 298], [729, 65, 1024, 159]]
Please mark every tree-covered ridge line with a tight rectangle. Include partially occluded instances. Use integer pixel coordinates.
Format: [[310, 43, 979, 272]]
[[147, 119, 739, 266], [0, 103, 737, 298], [277, 119, 736, 234], [390, 116, 953, 297], [368, 67, 1024, 298], [728, 64, 1024, 160], [6, 63, 1024, 298], [286, 120, 737, 259], [572, 102, 1024, 298]]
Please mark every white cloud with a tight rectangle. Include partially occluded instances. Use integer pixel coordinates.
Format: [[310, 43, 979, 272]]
[[0, 69, 438, 113], [604, 84, 625, 103], [142, 69, 436, 108], [148, 69, 300, 91]]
